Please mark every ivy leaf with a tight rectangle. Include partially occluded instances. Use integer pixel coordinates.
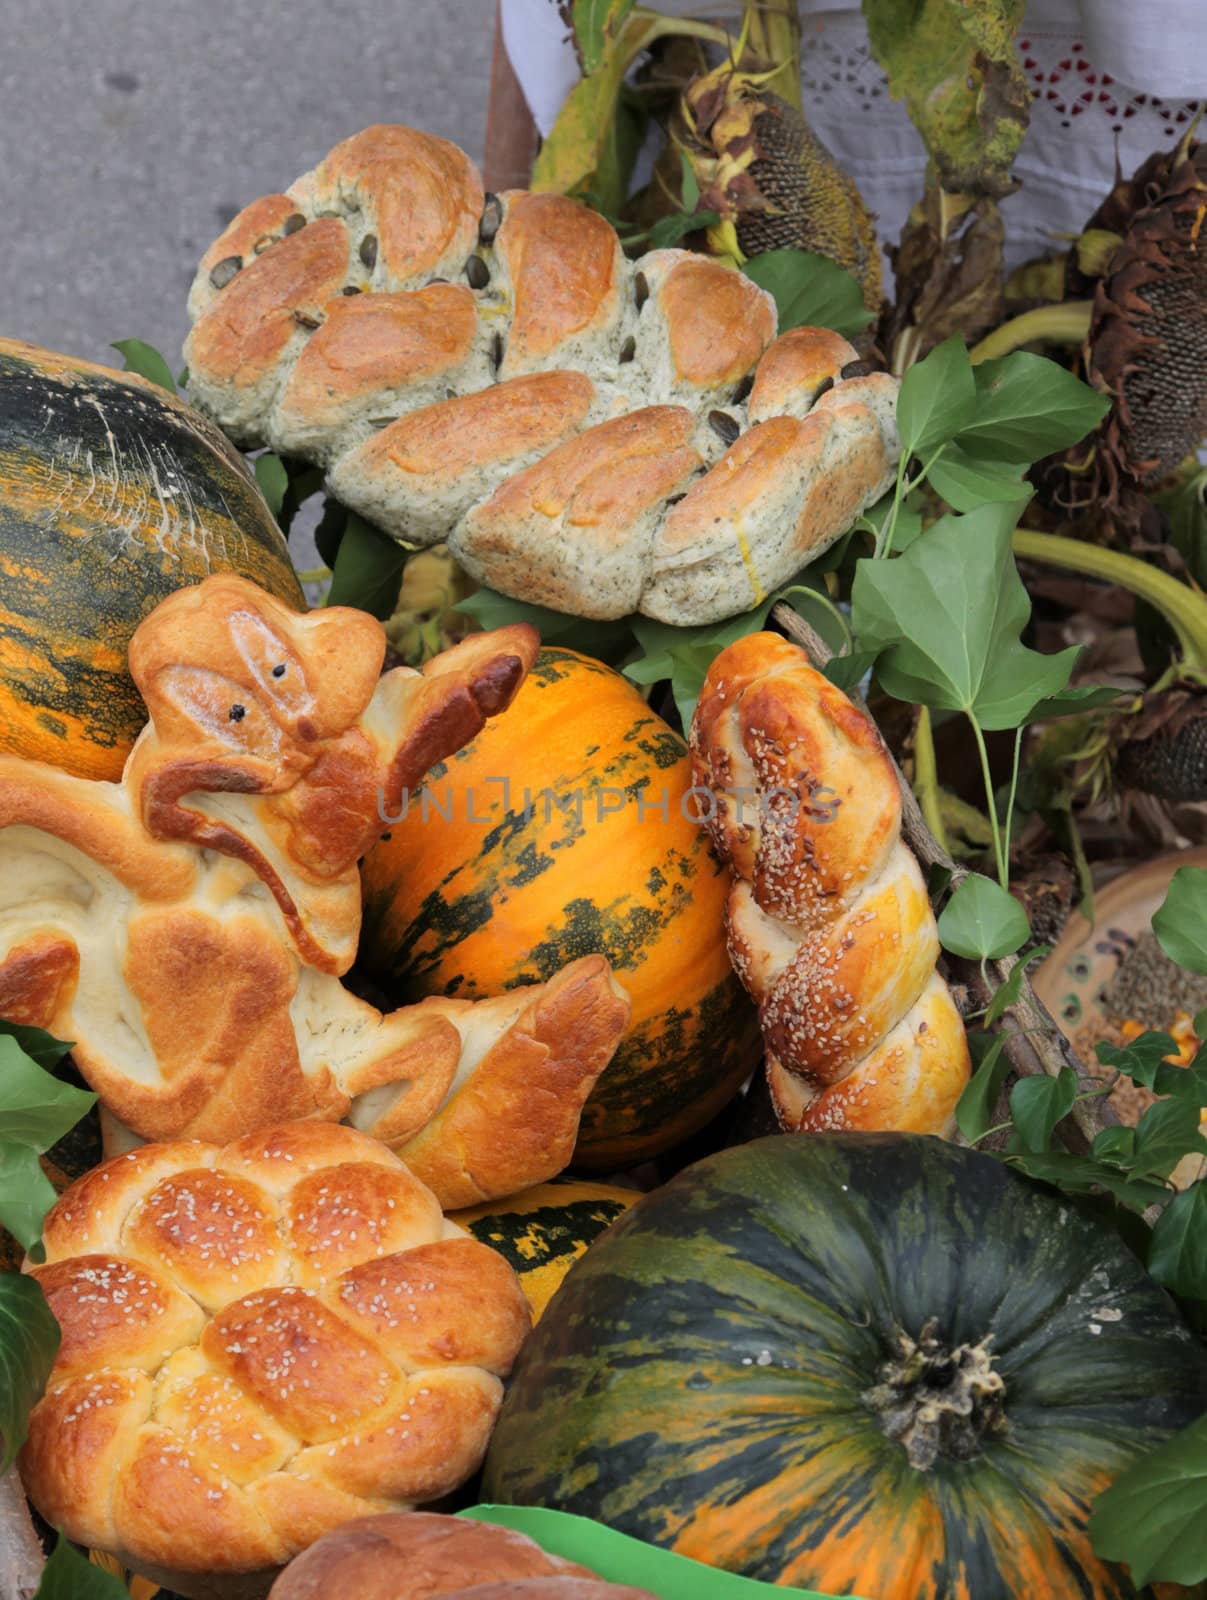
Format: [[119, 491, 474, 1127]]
[[1130, 1096, 1205, 1181], [0, 1038, 95, 1151], [0, 1020, 73, 1071], [1009, 1067, 1078, 1153], [455, 588, 635, 666], [955, 1031, 1011, 1143], [1090, 1412, 1207, 1587], [927, 446, 1030, 511], [741, 249, 874, 340], [34, 1533, 130, 1599], [1028, 684, 1128, 721], [956, 353, 1111, 464], [1097, 1032, 1181, 1091], [822, 648, 879, 693], [627, 590, 785, 729], [0, 1272, 59, 1472], [325, 514, 410, 621], [937, 873, 1030, 959], [0, 1146, 61, 1254], [851, 499, 1081, 730], [110, 338, 177, 394], [1149, 1183, 1207, 1300], [1154, 867, 1207, 976], [644, 207, 722, 250], [253, 453, 289, 520], [1091, 1125, 1137, 1168], [313, 498, 349, 571], [1007, 1149, 1171, 1213], [897, 335, 976, 457], [984, 944, 1051, 1026]]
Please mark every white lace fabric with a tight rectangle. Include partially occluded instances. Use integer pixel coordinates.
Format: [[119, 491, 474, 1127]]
[[500, 0, 1207, 271]]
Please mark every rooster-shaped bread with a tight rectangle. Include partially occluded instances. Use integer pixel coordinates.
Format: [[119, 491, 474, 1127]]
[[0, 576, 629, 1206]]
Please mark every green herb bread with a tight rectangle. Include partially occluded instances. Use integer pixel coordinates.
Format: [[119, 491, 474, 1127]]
[[183, 123, 900, 625], [484, 1132, 1207, 1600]]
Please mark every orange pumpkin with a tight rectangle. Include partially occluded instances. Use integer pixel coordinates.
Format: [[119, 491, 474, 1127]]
[[359, 648, 760, 1168]]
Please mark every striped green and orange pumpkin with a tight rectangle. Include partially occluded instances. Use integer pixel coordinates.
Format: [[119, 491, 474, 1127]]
[[0, 339, 302, 780], [484, 1133, 1207, 1600], [359, 648, 761, 1168], [449, 1178, 638, 1321]]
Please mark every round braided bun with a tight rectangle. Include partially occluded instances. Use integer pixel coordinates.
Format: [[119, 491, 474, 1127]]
[[18, 1123, 532, 1600], [266, 1511, 658, 1600], [184, 125, 901, 626], [690, 632, 970, 1133]]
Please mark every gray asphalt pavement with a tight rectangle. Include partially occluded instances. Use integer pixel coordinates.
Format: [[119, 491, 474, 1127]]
[[0, 1, 494, 373]]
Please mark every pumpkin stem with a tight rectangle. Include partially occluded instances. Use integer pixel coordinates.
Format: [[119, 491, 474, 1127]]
[[863, 1319, 1008, 1470]]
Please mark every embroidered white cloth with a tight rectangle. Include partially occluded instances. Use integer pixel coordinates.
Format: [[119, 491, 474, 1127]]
[[499, 0, 1207, 270]]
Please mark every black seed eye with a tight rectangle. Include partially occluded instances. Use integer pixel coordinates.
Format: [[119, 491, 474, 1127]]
[[271, 664, 286, 678], [229, 704, 246, 722]]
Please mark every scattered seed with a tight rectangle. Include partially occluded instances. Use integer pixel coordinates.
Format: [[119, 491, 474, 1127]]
[[428, 277, 449, 286], [465, 254, 490, 290], [209, 256, 242, 290], [731, 373, 754, 405], [813, 376, 835, 402], [293, 310, 321, 330], [491, 331, 505, 371], [665, 492, 687, 508], [634, 271, 649, 310], [369, 416, 397, 428], [708, 410, 740, 445], [479, 194, 503, 245], [840, 360, 873, 380], [282, 213, 307, 236], [341, 285, 362, 296], [359, 234, 378, 269], [618, 335, 636, 364], [253, 236, 274, 255]]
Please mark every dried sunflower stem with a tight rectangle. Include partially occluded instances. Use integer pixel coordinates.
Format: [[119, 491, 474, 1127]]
[[770, 601, 1110, 1154]]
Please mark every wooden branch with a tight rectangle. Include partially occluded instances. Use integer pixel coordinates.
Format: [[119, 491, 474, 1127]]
[[0, 1466, 43, 1600], [483, 2, 541, 192], [770, 600, 1112, 1153]]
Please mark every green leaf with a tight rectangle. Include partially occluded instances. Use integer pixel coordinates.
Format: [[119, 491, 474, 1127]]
[[645, 208, 722, 251], [253, 453, 289, 520], [741, 249, 874, 340], [177, 365, 190, 389], [1154, 866, 1207, 976], [957, 353, 1111, 464], [34, 1533, 130, 1599], [955, 1031, 1011, 1142], [897, 335, 976, 457], [777, 583, 850, 656], [1091, 1125, 1137, 1167], [1130, 1096, 1205, 1181], [1028, 684, 1128, 721], [1097, 1032, 1181, 1090], [325, 513, 410, 620], [1089, 1412, 1207, 1587], [937, 873, 1030, 959], [1149, 1183, 1207, 1301], [455, 588, 635, 666], [0, 1145, 61, 1253], [1006, 1149, 1171, 1212], [850, 499, 1081, 730], [858, 491, 924, 554], [0, 1038, 95, 1151], [627, 591, 785, 729], [822, 649, 878, 692], [110, 338, 177, 394], [0, 1021, 73, 1071], [927, 446, 1030, 511], [1009, 1067, 1078, 1153], [313, 498, 349, 571], [573, 0, 639, 75], [0, 1272, 59, 1472], [679, 151, 699, 211], [984, 944, 1051, 1025]]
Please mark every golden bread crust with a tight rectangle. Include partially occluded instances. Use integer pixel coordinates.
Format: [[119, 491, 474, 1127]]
[[691, 633, 969, 1134], [20, 1125, 532, 1598]]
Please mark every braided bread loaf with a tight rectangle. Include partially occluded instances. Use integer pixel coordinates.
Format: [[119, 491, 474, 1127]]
[[690, 633, 970, 1133], [184, 125, 901, 626], [20, 1123, 533, 1600]]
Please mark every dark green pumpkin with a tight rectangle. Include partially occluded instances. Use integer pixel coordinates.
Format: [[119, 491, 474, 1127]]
[[0, 339, 302, 780], [484, 1133, 1207, 1600]]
